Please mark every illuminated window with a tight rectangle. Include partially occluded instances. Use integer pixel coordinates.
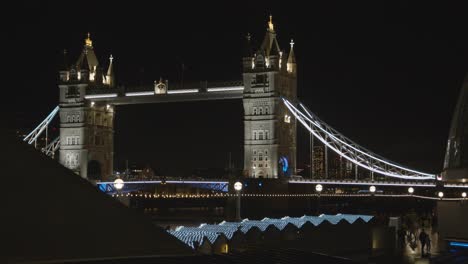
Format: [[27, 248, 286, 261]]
[[284, 114, 291, 123], [66, 136, 79, 145], [221, 243, 229, 253]]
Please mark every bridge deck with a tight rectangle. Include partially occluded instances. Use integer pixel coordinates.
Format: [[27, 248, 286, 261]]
[[84, 86, 244, 105]]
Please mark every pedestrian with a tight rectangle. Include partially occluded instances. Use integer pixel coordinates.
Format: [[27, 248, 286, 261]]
[[398, 228, 406, 249], [419, 229, 428, 256], [425, 234, 431, 255]]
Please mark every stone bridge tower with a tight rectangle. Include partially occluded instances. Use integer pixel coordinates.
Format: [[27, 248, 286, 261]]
[[242, 16, 297, 178], [58, 34, 115, 180]]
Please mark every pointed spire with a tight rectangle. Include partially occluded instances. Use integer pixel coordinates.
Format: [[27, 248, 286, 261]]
[[243, 33, 254, 57], [106, 54, 114, 87], [85, 32, 93, 47], [60, 49, 69, 71], [288, 39, 296, 64], [79, 49, 90, 71], [260, 15, 280, 57], [268, 15, 274, 32], [287, 39, 296, 74]]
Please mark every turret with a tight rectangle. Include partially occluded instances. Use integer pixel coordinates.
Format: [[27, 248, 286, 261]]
[[287, 39, 296, 76], [242, 33, 254, 71], [106, 55, 114, 87], [59, 49, 69, 82]]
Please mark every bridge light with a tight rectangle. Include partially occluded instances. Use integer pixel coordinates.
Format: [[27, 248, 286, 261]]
[[462, 192, 467, 198], [315, 184, 323, 192], [408, 187, 414, 194], [113, 178, 124, 190], [438, 191, 444, 198], [369, 185, 376, 193], [234, 181, 243, 191], [90, 101, 95, 107]]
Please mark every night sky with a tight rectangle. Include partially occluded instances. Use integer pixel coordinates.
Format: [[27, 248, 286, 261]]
[[9, 1, 468, 176]]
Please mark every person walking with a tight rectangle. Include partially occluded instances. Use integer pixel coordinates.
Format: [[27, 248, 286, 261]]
[[425, 234, 431, 255], [419, 229, 428, 257]]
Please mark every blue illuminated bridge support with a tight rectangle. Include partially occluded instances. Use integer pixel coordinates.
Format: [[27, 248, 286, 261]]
[[97, 180, 229, 195]]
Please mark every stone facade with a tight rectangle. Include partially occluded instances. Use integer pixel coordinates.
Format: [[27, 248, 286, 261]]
[[58, 34, 115, 180], [242, 17, 297, 178]]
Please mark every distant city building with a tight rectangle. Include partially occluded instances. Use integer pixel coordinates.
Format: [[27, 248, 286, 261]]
[[313, 145, 324, 177]]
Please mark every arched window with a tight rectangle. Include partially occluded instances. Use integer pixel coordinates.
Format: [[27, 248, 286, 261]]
[[253, 131, 257, 140], [259, 107, 263, 115], [253, 107, 257, 115], [265, 106, 269, 114]]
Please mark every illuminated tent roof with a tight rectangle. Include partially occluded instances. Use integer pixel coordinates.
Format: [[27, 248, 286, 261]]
[[169, 214, 374, 248]]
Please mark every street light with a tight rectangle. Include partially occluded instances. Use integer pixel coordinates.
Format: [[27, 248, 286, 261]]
[[369, 185, 376, 194], [462, 192, 467, 198], [234, 182, 243, 192], [315, 184, 323, 193], [315, 184, 323, 215], [234, 181, 242, 221], [438, 191, 444, 199], [408, 187, 414, 195], [114, 178, 124, 191]]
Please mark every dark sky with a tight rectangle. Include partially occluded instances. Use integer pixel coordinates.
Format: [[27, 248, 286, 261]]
[[9, 1, 468, 176]]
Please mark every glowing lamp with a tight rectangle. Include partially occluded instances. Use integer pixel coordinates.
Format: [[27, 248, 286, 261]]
[[234, 182, 243, 191], [315, 184, 323, 192], [408, 187, 414, 194], [369, 186, 376, 193], [113, 178, 124, 190], [462, 192, 467, 198], [438, 192, 444, 198]]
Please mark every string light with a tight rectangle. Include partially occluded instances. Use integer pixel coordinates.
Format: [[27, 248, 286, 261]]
[[110, 192, 468, 201]]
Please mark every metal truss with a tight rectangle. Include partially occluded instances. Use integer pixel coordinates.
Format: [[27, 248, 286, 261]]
[[282, 98, 435, 180], [23, 106, 59, 145], [42, 136, 60, 157]]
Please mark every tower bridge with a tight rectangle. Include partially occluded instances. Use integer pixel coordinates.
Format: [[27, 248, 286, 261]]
[[24, 16, 468, 192]]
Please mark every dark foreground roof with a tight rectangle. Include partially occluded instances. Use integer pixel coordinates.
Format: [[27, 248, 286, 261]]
[[4, 133, 192, 263]]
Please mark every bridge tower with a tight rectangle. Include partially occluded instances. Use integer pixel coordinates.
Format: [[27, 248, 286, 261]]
[[442, 73, 468, 182], [58, 34, 115, 180], [242, 16, 297, 178]]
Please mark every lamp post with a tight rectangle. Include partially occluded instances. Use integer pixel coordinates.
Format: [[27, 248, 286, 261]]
[[369, 185, 376, 194], [234, 181, 243, 221], [408, 187, 414, 196], [462, 192, 467, 204], [316, 184, 323, 215]]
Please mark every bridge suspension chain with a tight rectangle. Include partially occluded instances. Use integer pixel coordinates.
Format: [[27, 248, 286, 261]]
[[23, 106, 60, 154], [282, 98, 435, 180]]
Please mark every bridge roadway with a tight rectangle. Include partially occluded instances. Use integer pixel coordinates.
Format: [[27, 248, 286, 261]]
[[96, 178, 468, 189], [288, 179, 468, 188], [84, 83, 244, 105]]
